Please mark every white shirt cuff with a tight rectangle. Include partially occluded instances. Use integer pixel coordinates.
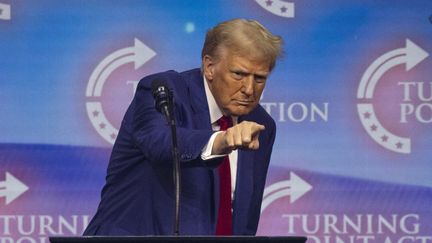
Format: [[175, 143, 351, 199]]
[[201, 131, 228, 160]]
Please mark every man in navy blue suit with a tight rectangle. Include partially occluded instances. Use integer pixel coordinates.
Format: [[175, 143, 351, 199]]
[[84, 18, 283, 236]]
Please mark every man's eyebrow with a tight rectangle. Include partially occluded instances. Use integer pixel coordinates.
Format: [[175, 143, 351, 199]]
[[230, 68, 269, 78], [230, 68, 247, 72]]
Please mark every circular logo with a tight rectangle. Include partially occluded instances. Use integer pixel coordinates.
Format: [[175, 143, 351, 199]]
[[85, 38, 156, 144], [356, 39, 429, 154], [255, 0, 295, 18]]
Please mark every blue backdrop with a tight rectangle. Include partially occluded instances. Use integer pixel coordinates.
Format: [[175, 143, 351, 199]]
[[1, 1, 431, 242]]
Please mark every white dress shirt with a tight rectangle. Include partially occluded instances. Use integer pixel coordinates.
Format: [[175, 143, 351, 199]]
[[200, 76, 238, 199]]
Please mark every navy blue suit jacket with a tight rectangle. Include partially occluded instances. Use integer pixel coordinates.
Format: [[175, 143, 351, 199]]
[[84, 68, 276, 235]]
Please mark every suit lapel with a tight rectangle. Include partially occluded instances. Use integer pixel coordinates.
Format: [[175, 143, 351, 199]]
[[232, 118, 255, 232], [182, 69, 219, 227], [184, 69, 212, 130]]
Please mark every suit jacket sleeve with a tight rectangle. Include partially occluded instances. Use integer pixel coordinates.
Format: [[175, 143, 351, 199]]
[[129, 72, 214, 165]]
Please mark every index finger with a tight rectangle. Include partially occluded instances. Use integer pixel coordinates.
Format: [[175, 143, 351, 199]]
[[251, 124, 265, 134]]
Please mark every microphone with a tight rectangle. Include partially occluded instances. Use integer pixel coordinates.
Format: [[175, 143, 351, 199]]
[[151, 78, 181, 235], [151, 79, 173, 122]]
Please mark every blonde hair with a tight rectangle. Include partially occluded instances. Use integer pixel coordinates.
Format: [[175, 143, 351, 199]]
[[202, 18, 283, 71]]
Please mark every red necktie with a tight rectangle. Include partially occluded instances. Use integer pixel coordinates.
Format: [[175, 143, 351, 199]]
[[215, 115, 233, 235]]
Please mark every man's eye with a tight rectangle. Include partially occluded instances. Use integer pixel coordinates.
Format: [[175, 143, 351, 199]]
[[254, 75, 267, 83], [232, 72, 243, 79], [255, 77, 266, 83]]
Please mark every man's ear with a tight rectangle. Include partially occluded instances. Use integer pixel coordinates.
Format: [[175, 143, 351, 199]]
[[202, 55, 215, 81]]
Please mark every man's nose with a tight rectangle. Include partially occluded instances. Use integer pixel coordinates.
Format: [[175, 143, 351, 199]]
[[241, 76, 254, 96]]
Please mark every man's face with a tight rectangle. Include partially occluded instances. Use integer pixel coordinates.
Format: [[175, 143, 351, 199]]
[[203, 49, 270, 117]]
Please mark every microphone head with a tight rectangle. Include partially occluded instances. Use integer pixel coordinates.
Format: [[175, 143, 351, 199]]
[[151, 79, 167, 94], [151, 79, 171, 113]]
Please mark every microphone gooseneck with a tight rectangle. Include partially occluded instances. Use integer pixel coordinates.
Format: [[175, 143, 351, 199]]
[[151, 79, 181, 236]]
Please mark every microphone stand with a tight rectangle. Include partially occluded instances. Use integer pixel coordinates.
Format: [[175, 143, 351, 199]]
[[164, 92, 181, 235]]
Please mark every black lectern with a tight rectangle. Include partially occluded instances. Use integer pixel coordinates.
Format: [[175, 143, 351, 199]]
[[50, 236, 307, 243]]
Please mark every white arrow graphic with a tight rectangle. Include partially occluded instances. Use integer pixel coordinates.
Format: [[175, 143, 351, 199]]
[[0, 172, 29, 205], [0, 3, 11, 20], [86, 38, 156, 97], [357, 39, 429, 154], [85, 38, 156, 144], [357, 39, 429, 99], [261, 172, 312, 213]]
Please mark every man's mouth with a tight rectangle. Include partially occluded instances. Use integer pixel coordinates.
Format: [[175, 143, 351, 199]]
[[234, 99, 254, 106]]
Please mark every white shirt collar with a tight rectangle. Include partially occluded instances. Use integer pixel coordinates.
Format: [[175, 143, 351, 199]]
[[203, 75, 238, 126], [203, 75, 224, 124]]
